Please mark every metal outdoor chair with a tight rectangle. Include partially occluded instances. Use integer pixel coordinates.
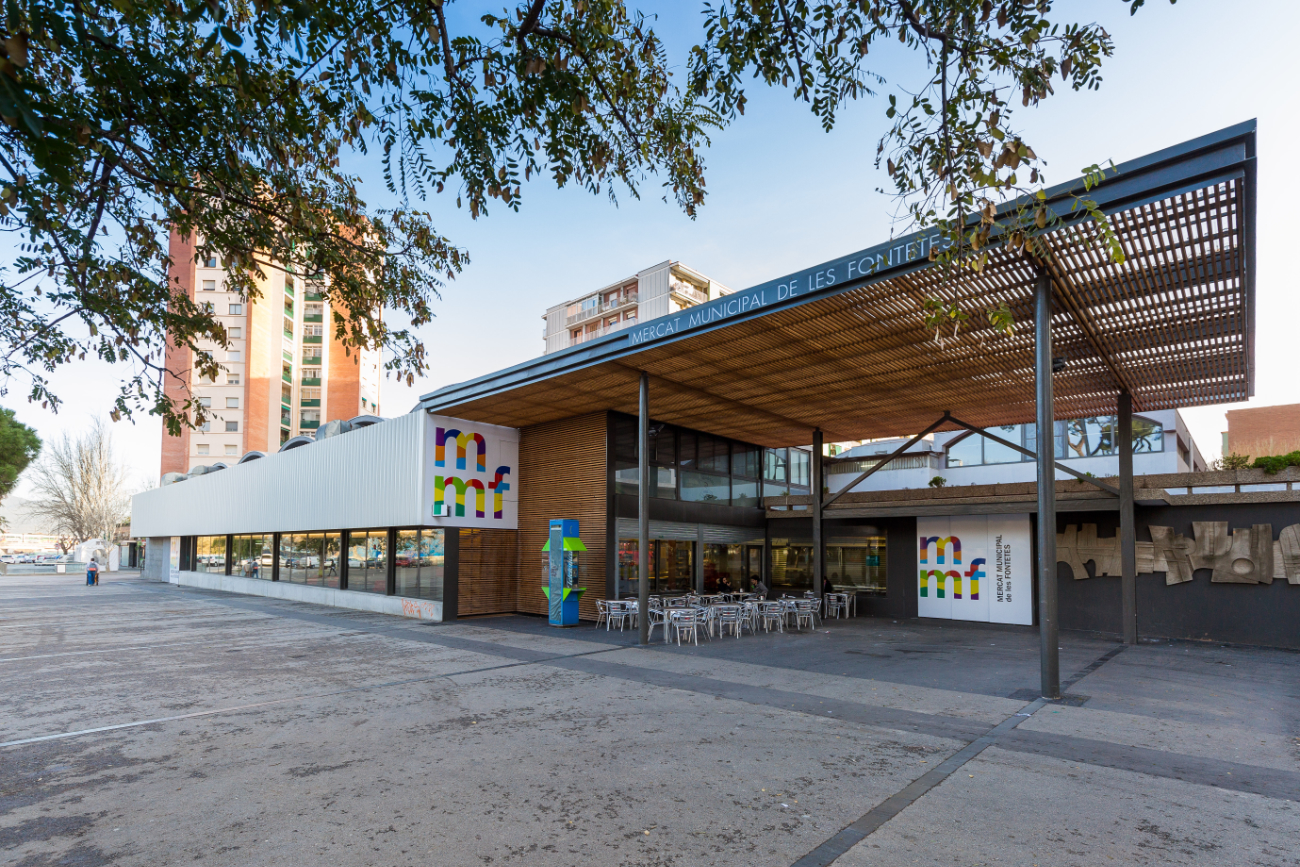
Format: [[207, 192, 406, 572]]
[[758, 602, 785, 633], [607, 601, 634, 632], [595, 599, 610, 630], [672, 609, 701, 646], [824, 594, 845, 620], [792, 600, 817, 632], [646, 606, 669, 643], [715, 604, 744, 639]]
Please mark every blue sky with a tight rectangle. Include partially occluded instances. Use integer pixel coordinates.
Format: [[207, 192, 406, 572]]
[[7, 0, 1298, 486]]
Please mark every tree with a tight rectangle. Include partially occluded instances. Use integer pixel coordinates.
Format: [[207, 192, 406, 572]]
[[0, 406, 39, 506], [687, 0, 1175, 341], [0, 0, 1172, 434], [27, 417, 131, 544], [0, 0, 716, 433]]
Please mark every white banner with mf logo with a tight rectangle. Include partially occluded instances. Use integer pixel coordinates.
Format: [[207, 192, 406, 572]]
[[917, 515, 1033, 625]]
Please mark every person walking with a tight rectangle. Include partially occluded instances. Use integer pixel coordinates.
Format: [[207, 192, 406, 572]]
[[86, 558, 100, 587]]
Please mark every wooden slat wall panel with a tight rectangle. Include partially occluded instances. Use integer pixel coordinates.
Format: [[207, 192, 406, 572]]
[[458, 527, 519, 616], [516, 412, 608, 621]]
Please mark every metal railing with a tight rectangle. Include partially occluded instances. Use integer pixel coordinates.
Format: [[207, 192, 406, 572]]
[[670, 281, 707, 305], [564, 292, 638, 326], [826, 453, 939, 474], [570, 318, 636, 346]]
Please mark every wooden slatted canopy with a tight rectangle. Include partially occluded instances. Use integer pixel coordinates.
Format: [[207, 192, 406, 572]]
[[420, 122, 1256, 447]]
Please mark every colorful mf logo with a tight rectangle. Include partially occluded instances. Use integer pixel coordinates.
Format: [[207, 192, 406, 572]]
[[435, 427, 487, 472], [434, 467, 512, 519], [918, 535, 984, 600]]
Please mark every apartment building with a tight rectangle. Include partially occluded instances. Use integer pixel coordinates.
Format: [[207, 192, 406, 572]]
[[160, 231, 382, 477], [542, 260, 732, 354], [825, 409, 1207, 493]]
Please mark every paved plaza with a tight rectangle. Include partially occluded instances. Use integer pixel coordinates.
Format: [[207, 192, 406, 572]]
[[0, 573, 1297, 866]]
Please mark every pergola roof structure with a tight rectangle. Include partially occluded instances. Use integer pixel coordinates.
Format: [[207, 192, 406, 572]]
[[419, 122, 1256, 447]]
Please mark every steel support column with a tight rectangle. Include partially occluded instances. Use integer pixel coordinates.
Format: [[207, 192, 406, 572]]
[[1035, 270, 1060, 699], [638, 371, 650, 646], [812, 429, 824, 599], [1118, 391, 1138, 645]]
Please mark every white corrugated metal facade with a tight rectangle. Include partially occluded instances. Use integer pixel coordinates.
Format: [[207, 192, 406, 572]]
[[132, 412, 520, 537]]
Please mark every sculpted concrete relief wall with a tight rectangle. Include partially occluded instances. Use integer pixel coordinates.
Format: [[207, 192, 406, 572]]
[[1057, 522, 1300, 586]]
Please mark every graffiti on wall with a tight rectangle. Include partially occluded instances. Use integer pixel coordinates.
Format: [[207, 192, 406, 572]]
[[1057, 523, 1300, 586]]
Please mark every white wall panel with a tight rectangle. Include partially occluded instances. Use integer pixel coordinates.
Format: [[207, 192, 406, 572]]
[[133, 412, 425, 537]]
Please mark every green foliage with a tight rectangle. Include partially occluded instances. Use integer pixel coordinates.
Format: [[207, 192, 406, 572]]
[[1251, 452, 1300, 475], [689, 0, 1174, 343], [928, 475, 946, 488], [0, 0, 715, 433], [0, 406, 40, 502], [1214, 452, 1252, 470]]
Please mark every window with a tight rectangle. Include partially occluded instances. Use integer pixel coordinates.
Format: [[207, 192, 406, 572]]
[[301, 409, 320, 425], [302, 349, 322, 364], [228, 327, 241, 340], [227, 351, 241, 362], [202, 279, 216, 291], [763, 448, 789, 497], [226, 373, 241, 386], [305, 302, 324, 316], [231, 534, 271, 579], [225, 420, 238, 432], [225, 444, 237, 456], [198, 396, 212, 408], [228, 303, 243, 315], [204, 254, 218, 267], [826, 536, 888, 596], [283, 317, 294, 337], [943, 416, 1165, 467], [196, 443, 209, 455], [279, 533, 342, 588], [281, 383, 292, 404], [302, 367, 321, 379], [197, 420, 211, 432], [225, 397, 239, 409], [304, 324, 324, 337], [395, 529, 444, 601], [195, 536, 226, 573], [346, 530, 389, 594], [301, 387, 321, 400]]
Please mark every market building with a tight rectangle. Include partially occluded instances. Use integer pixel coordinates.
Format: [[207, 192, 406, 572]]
[[134, 121, 1298, 693]]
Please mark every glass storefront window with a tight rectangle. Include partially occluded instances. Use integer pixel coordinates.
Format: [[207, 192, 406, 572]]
[[702, 543, 746, 593], [279, 533, 341, 588], [769, 539, 812, 594], [231, 534, 272, 579], [347, 530, 389, 594], [395, 529, 444, 601], [615, 540, 692, 596], [195, 536, 226, 573], [826, 536, 887, 596]]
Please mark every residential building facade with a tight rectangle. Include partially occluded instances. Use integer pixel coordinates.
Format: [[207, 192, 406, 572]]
[[1224, 403, 1300, 459], [160, 231, 382, 477], [826, 409, 1206, 493], [541, 260, 732, 354]]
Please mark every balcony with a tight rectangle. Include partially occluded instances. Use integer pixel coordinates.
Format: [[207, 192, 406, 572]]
[[299, 398, 321, 408], [564, 292, 638, 327], [299, 418, 320, 430], [281, 370, 292, 384], [570, 318, 635, 346], [303, 335, 322, 344], [669, 280, 707, 305], [301, 376, 321, 387], [304, 314, 323, 323]]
